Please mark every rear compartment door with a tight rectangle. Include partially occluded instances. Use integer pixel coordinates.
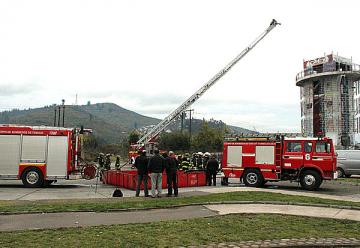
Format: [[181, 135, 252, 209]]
[[21, 136, 47, 163], [47, 136, 68, 178], [227, 146, 242, 167], [0, 135, 21, 177]]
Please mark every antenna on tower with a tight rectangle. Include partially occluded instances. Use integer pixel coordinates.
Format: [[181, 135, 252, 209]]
[[75, 94, 78, 105]]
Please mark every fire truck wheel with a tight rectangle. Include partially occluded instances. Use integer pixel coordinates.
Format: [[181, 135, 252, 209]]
[[243, 169, 264, 187], [300, 170, 322, 191], [21, 168, 44, 188]]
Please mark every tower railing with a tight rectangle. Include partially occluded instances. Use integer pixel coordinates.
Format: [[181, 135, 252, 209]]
[[296, 63, 360, 82]]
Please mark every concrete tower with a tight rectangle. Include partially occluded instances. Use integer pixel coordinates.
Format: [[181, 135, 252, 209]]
[[296, 53, 360, 148]]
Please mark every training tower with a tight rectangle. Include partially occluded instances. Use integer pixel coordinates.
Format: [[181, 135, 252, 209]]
[[296, 53, 360, 148]]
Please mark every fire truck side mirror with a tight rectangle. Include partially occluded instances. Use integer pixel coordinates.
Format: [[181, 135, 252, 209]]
[[80, 125, 84, 134]]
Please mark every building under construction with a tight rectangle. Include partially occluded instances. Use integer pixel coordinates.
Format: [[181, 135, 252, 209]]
[[296, 53, 360, 148]]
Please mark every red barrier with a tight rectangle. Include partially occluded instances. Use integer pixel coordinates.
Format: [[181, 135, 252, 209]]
[[103, 170, 207, 190]]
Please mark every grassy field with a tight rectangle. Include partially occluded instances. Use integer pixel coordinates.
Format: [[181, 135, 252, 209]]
[[0, 191, 359, 214], [0, 213, 359, 248]]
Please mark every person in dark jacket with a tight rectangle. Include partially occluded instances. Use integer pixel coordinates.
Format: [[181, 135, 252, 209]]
[[206, 154, 219, 186], [164, 151, 179, 197], [134, 150, 149, 197], [147, 149, 164, 197]]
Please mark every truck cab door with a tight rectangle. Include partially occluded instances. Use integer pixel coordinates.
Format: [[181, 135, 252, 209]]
[[282, 141, 303, 169], [312, 141, 334, 178]]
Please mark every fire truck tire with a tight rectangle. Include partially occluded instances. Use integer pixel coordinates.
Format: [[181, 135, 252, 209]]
[[221, 177, 229, 186], [300, 170, 322, 191], [21, 168, 44, 188], [243, 169, 264, 187]]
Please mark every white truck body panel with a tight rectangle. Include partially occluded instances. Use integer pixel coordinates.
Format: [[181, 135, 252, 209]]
[[0, 135, 20, 176], [227, 146, 242, 167], [47, 136, 68, 178], [255, 146, 275, 165], [21, 136, 47, 163]]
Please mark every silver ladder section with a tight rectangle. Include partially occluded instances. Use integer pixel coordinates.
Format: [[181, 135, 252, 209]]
[[137, 19, 281, 147]]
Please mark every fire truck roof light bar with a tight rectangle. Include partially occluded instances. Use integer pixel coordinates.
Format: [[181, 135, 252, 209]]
[[137, 19, 280, 147]]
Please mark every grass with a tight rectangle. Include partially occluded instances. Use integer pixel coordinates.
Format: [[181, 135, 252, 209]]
[[336, 177, 360, 185], [0, 191, 360, 214], [0, 213, 359, 248]]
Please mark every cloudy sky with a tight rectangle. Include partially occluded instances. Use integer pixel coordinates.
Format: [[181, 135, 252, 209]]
[[1, 0, 359, 132]]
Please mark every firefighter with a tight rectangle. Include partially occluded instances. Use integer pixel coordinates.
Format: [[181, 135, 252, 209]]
[[179, 153, 190, 171], [191, 153, 197, 167], [105, 153, 111, 170], [115, 155, 121, 170], [134, 150, 149, 197], [206, 154, 219, 186], [96, 153, 105, 181], [164, 151, 179, 197], [196, 152, 203, 169]]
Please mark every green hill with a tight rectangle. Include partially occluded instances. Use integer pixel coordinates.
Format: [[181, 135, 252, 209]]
[[0, 103, 254, 144]]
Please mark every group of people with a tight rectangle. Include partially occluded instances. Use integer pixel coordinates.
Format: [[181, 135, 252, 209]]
[[97, 153, 122, 170], [133, 149, 220, 198], [133, 149, 178, 197]]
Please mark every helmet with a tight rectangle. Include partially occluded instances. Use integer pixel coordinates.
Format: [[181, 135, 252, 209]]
[[197, 152, 203, 156], [204, 152, 211, 157]]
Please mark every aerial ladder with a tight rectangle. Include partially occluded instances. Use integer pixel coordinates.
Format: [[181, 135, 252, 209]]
[[137, 19, 280, 152]]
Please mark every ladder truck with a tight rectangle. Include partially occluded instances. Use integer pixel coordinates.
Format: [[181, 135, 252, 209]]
[[136, 19, 281, 154]]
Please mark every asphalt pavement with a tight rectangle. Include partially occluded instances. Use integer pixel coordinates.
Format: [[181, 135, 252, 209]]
[[0, 177, 359, 202], [1, 203, 360, 231]]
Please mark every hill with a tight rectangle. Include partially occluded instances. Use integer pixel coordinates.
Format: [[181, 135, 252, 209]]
[[0, 103, 254, 143]]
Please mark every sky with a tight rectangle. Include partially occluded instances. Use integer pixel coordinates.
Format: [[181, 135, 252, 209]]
[[0, 0, 359, 133]]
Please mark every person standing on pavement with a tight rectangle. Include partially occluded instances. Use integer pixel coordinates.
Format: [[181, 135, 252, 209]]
[[164, 151, 179, 197], [148, 149, 164, 197], [206, 154, 219, 186], [134, 150, 149, 197]]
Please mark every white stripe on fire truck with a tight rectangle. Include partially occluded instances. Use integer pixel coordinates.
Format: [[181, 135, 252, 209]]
[[242, 153, 255, 157], [283, 156, 303, 159]]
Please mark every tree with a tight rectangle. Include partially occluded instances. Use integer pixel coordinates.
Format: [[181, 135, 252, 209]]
[[159, 132, 190, 151], [128, 130, 140, 144], [191, 121, 224, 152]]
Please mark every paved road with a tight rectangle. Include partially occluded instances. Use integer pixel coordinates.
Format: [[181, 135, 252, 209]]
[[0, 205, 217, 231], [1, 203, 359, 231], [0, 177, 359, 201]]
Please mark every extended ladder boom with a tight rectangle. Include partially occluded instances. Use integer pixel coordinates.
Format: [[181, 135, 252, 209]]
[[137, 19, 280, 147]]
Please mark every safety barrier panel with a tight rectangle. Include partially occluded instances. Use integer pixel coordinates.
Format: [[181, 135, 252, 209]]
[[102, 170, 206, 190]]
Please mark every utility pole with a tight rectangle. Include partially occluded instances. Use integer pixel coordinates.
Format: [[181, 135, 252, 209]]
[[57, 106, 61, 127], [54, 108, 57, 126], [184, 109, 194, 138], [181, 112, 185, 133], [62, 99, 65, 127]]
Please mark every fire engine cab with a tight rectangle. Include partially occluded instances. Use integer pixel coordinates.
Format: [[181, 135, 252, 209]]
[[222, 136, 338, 190], [0, 125, 89, 187]]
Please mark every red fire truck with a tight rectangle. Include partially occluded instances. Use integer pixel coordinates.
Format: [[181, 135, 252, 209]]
[[0, 125, 95, 187], [221, 136, 338, 190]]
